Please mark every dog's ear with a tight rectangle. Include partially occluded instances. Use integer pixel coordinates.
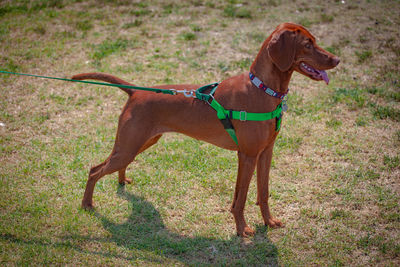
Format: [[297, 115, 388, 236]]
[[267, 30, 297, 72]]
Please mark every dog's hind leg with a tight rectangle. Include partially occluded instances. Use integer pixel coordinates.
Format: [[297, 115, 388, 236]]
[[82, 150, 137, 209], [118, 134, 162, 185], [81, 120, 160, 209]]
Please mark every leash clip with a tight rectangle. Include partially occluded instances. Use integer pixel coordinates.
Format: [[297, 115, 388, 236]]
[[170, 89, 196, 98], [183, 89, 196, 98]]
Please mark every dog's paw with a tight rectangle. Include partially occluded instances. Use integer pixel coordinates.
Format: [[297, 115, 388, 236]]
[[81, 202, 95, 210], [118, 178, 132, 185], [237, 226, 255, 237], [265, 217, 284, 228]]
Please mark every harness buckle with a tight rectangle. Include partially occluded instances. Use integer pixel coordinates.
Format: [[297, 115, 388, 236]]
[[239, 111, 247, 121]]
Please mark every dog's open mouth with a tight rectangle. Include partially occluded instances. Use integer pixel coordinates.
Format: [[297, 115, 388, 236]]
[[300, 62, 329, 84]]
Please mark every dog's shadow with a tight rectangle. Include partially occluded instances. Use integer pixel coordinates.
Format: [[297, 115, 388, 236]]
[[90, 186, 279, 265], [1, 185, 279, 265]]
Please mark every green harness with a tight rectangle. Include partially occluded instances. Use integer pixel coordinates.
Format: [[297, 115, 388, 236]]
[[195, 83, 283, 145], [0, 70, 283, 146]]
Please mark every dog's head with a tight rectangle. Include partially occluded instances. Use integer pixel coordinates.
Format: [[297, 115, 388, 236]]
[[267, 23, 340, 84]]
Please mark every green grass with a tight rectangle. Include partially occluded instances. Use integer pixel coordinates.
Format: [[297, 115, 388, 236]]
[[75, 19, 93, 32], [297, 17, 313, 28], [1, 0, 400, 266], [355, 50, 373, 63], [331, 87, 367, 109], [91, 38, 132, 61], [223, 5, 252, 19], [373, 105, 400, 121], [179, 31, 197, 41], [320, 13, 334, 23]]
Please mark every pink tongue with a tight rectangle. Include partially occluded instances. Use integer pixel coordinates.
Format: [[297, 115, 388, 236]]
[[321, 70, 329, 85]]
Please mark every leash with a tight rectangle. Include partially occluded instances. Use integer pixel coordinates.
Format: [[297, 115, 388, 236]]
[[0, 70, 194, 96], [1, 70, 284, 145]]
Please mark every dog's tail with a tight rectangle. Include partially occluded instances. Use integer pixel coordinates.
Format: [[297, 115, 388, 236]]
[[71, 72, 135, 96]]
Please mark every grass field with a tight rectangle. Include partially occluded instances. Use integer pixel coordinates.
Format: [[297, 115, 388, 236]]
[[1, 0, 399, 266]]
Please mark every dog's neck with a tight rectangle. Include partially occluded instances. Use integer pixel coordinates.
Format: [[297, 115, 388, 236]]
[[250, 47, 293, 95]]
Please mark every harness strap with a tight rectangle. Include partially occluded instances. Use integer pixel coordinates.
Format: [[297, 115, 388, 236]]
[[196, 83, 283, 145], [195, 83, 219, 101], [209, 97, 282, 122], [219, 118, 239, 145]]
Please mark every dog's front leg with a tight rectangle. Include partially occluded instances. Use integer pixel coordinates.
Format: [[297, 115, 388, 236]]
[[230, 151, 257, 237], [256, 144, 283, 228]]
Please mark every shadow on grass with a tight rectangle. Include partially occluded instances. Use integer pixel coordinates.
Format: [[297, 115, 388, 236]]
[[90, 186, 279, 265], [1, 186, 279, 265]]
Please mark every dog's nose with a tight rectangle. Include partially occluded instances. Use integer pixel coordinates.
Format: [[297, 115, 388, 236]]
[[332, 56, 340, 66]]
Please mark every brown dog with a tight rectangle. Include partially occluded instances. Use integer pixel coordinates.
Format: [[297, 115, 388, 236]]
[[72, 23, 339, 237]]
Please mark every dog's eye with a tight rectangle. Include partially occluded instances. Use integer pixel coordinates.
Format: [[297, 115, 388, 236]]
[[305, 43, 312, 49]]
